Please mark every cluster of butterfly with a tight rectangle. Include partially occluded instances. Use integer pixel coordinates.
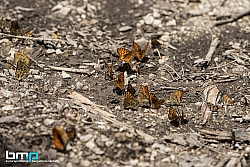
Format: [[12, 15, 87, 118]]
[[6, 50, 31, 80], [104, 40, 186, 124]]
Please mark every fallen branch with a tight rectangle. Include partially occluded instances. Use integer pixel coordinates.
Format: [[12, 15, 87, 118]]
[[215, 8, 250, 26], [194, 37, 220, 67], [205, 37, 220, 63]]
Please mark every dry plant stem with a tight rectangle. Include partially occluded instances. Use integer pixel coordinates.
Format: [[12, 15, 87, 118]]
[[74, 99, 156, 141], [215, 8, 250, 26], [165, 63, 180, 78], [165, 68, 174, 80], [208, 60, 236, 70], [48, 65, 89, 74], [205, 37, 220, 63], [0, 32, 62, 41], [232, 151, 245, 167]]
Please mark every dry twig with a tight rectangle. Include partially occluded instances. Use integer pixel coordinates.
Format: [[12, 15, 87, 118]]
[[48, 65, 90, 74], [215, 8, 250, 26], [0, 32, 63, 41]]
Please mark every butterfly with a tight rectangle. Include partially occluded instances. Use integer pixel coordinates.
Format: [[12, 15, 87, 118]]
[[149, 93, 165, 109], [151, 39, 161, 49], [169, 90, 183, 104], [14, 50, 31, 66], [206, 102, 219, 112], [104, 59, 114, 79], [117, 48, 134, 66], [10, 20, 22, 35], [168, 107, 184, 124], [6, 50, 31, 80], [133, 41, 149, 61], [124, 90, 139, 109], [114, 72, 125, 90], [222, 94, 233, 105], [52, 126, 76, 151], [138, 85, 150, 104]]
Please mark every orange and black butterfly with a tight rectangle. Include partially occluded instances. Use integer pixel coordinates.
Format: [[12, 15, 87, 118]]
[[138, 85, 150, 104], [169, 90, 183, 105], [206, 102, 219, 112], [117, 48, 134, 66], [151, 39, 161, 49], [149, 93, 165, 109], [168, 107, 184, 124], [52, 126, 76, 151], [104, 59, 114, 80], [133, 41, 149, 61], [114, 72, 124, 90], [124, 85, 139, 109], [222, 94, 234, 105], [10, 21, 22, 35]]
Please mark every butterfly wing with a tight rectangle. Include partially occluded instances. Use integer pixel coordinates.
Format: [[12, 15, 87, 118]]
[[153, 99, 165, 109], [179, 110, 184, 124], [141, 42, 149, 59], [66, 128, 76, 141], [138, 86, 150, 104], [168, 107, 179, 122], [117, 48, 134, 63], [6, 62, 16, 70], [10, 21, 22, 35], [207, 102, 219, 112], [133, 42, 142, 60], [124, 91, 139, 109], [104, 59, 114, 79], [223, 94, 233, 105], [114, 72, 124, 90], [149, 93, 164, 109], [133, 41, 149, 61], [23, 29, 33, 37], [0, 19, 7, 31], [15, 60, 30, 80], [151, 39, 161, 49], [52, 126, 69, 151], [14, 50, 31, 66], [169, 90, 183, 104], [127, 84, 136, 96]]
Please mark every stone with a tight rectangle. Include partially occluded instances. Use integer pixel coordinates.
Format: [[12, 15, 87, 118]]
[[119, 26, 132, 32], [143, 14, 154, 25], [43, 119, 55, 126], [166, 19, 176, 26], [62, 71, 71, 79]]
